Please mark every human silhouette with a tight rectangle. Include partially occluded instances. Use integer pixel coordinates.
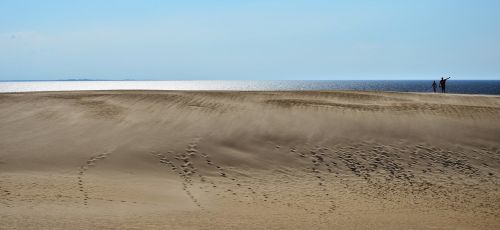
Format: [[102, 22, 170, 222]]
[[439, 77, 451, 93], [432, 81, 437, 93]]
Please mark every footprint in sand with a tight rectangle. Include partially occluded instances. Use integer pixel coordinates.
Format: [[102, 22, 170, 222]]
[[77, 151, 111, 206], [0, 182, 12, 207], [152, 139, 211, 209], [152, 151, 201, 207], [290, 145, 339, 216]]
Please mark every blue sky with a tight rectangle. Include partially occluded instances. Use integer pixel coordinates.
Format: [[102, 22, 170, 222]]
[[0, 0, 499, 80]]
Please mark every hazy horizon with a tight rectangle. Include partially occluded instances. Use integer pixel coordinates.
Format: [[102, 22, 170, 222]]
[[2, 78, 500, 82], [1, 0, 499, 81]]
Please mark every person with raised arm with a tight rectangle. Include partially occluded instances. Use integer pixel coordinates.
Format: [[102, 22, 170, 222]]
[[439, 76, 451, 93]]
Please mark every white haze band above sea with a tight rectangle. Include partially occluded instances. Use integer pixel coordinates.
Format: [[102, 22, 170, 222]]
[[1, 80, 500, 95]]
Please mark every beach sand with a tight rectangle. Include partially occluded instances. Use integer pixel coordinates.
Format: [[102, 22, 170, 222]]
[[1, 90, 499, 229]]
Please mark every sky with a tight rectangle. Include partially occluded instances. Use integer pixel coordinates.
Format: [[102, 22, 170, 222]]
[[0, 0, 499, 80]]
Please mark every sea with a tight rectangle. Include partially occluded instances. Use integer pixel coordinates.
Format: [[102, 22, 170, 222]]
[[1, 80, 500, 95]]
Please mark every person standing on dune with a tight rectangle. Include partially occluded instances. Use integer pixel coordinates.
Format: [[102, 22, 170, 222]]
[[439, 77, 451, 93], [432, 81, 437, 93]]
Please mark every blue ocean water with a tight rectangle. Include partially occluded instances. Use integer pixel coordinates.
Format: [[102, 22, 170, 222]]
[[0, 80, 499, 95]]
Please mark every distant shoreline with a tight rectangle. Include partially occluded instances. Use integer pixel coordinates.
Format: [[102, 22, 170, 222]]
[[3, 90, 500, 98], [1, 80, 500, 95]]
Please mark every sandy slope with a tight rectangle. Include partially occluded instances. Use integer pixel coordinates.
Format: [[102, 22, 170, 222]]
[[0, 90, 499, 229]]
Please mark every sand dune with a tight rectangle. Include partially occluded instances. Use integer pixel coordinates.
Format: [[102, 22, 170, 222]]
[[1, 91, 499, 229]]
